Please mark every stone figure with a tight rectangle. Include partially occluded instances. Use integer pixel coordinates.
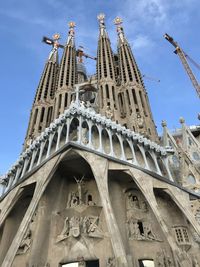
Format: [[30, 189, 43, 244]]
[[157, 250, 173, 267], [176, 250, 192, 267], [82, 216, 90, 234], [193, 258, 199, 267], [17, 228, 32, 255], [57, 215, 102, 241], [140, 201, 148, 211], [195, 209, 200, 224], [157, 251, 164, 267], [129, 220, 141, 239], [67, 191, 79, 208], [127, 193, 139, 209], [143, 222, 156, 240], [107, 257, 116, 267], [137, 114, 144, 129], [70, 216, 81, 237], [67, 176, 87, 208], [74, 175, 85, 205], [105, 105, 114, 120], [58, 217, 70, 238]]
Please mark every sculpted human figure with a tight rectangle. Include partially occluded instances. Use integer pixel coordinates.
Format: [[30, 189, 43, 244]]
[[107, 257, 115, 267], [105, 105, 114, 120], [143, 222, 156, 240], [59, 217, 69, 237], [129, 221, 140, 239], [193, 258, 200, 267], [127, 193, 139, 209], [74, 176, 85, 205]]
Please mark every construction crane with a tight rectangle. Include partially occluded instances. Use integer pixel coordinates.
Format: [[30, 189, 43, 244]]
[[76, 46, 97, 63], [164, 33, 200, 98]]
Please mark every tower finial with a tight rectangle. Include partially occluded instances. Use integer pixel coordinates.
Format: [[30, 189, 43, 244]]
[[97, 13, 107, 36], [52, 33, 61, 49], [114, 16, 125, 43], [97, 13, 105, 24], [67, 21, 76, 45]]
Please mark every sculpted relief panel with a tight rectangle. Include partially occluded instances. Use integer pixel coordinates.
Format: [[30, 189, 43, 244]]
[[125, 189, 161, 242], [56, 176, 103, 243]]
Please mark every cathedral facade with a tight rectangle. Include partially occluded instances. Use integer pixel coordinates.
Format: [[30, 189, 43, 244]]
[[0, 14, 200, 267]]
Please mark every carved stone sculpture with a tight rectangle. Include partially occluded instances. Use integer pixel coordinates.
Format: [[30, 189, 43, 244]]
[[105, 106, 114, 120], [17, 228, 32, 255], [143, 221, 156, 240], [107, 257, 116, 267], [57, 215, 103, 242]]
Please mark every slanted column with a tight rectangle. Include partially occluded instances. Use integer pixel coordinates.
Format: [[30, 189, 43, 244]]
[[151, 152, 162, 176], [139, 146, 149, 170], [46, 134, 54, 158], [0, 180, 7, 197], [21, 157, 30, 177], [37, 142, 45, 166], [108, 130, 114, 157], [88, 121, 93, 148], [117, 134, 126, 160], [65, 119, 71, 143], [78, 116, 82, 144], [98, 125, 103, 153], [128, 139, 138, 165], [163, 157, 174, 181], [56, 125, 63, 151]]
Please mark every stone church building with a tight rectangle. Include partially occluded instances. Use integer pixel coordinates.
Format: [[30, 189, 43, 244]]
[[0, 14, 200, 267]]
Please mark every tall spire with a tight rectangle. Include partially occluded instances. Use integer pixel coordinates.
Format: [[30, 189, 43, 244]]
[[54, 22, 77, 118], [114, 17, 144, 86], [114, 17, 158, 140], [96, 13, 119, 119], [24, 34, 60, 149]]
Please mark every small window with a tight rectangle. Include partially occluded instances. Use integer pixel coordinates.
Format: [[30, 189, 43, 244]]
[[138, 259, 155, 267], [174, 226, 190, 245]]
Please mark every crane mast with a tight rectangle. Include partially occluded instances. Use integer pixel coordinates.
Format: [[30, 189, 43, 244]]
[[164, 33, 200, 98]]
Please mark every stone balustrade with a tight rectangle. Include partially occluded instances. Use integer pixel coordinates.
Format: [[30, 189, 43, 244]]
[[0, 103, 173, 197]]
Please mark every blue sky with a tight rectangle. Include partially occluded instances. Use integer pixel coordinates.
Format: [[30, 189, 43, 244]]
[[0, 0, 200, 174]]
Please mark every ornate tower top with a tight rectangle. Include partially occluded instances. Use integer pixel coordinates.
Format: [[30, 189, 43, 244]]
[[114, 17, 126, 43], [67, 21, 76, 46], [47, 33, 61, 62], [97, 13, 107, 37]]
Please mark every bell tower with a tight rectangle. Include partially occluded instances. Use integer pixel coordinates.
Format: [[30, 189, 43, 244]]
[[96, 14, 119, 120], [24, 34, 60, 148], [53, 22, 77, 119], [114, 17, 158, 141]]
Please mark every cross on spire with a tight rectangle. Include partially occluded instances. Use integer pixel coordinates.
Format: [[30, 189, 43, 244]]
[[42, 33, 64, 49]]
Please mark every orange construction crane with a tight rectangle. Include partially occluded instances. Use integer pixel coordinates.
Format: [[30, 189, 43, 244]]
[[164, 33, 200, 98], [76, 46, 97, 63]]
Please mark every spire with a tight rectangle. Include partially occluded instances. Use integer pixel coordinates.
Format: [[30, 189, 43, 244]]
[[113, 17, 158, 141], [24, 34, 60, 149], [54, 21, 77, 118], [66, 21, 76, 46], [96, 13, 119, 118], [114, 17, 144, 86]]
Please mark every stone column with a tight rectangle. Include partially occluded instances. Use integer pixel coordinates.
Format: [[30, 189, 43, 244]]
[[78, 151, 129, 267]]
